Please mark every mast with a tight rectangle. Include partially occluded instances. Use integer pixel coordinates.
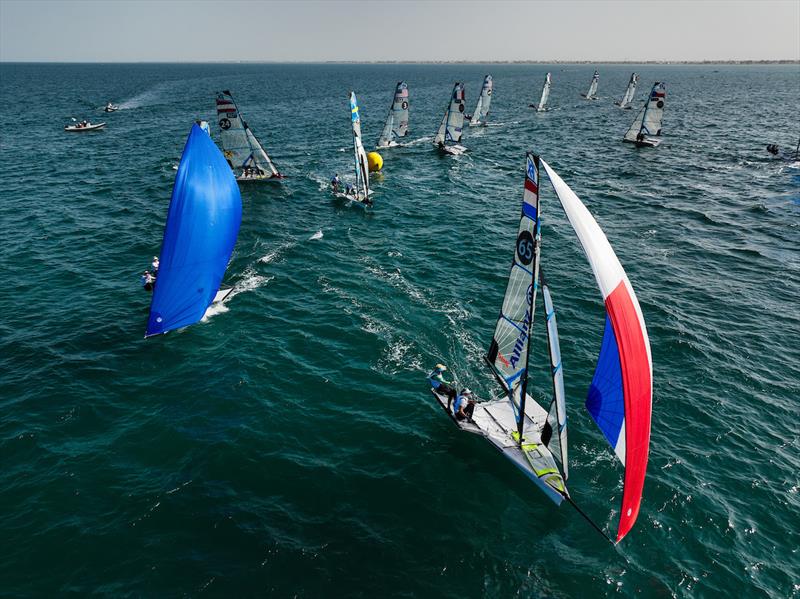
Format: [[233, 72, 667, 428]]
[[517, 156, 542, 441]]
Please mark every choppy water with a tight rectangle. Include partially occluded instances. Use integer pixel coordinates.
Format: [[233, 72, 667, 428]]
[[0, 63, 798, 597]]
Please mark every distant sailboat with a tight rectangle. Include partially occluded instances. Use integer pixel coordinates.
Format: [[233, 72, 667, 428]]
[[582, 70, 599, 100], [623, 82, 666, 147], [145, 124, 242, 338], [376, 82, 409, 149], [429, 152, 652, 544], [469, 75, 493, 126], [434, 82, 467, 155], [615, 73, 639, 109], [530, 72, 551, 111], [215, 90, 284, 182], [333, 92, 372, 208]]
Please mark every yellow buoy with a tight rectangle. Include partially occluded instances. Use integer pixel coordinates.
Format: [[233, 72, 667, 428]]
[[367, 151, 383, 172]]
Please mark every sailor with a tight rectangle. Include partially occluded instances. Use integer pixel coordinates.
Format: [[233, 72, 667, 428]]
[[453, 388, 476, 421], [766, 144, 780, 156], [141, 270, 156, 292], [331, 173, 340, 192], [429, 363, 457, 410], [438, 141, 445, 150], [345, 183, 354, 197], [151, 256, 159, 273], [636, 131, 645, 143]]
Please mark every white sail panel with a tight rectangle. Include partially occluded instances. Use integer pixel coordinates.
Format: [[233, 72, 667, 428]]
[[537, 73, 551, 111], [377, 81, 409, 147], [216, 91, 251, 168], [641, 82, 666, 136], [541, 278, 568, 477], [486, 154, 541, 407], [470, 75, 492, 125], [244, 128, 279, 176], [585, 71, 599, 98], [618, 73, 638, 108], [446, 83, 466, 142], [624, 104, 647, 142]]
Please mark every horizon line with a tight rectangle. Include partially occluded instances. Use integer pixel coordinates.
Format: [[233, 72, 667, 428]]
[[1, 59, 798, 65]]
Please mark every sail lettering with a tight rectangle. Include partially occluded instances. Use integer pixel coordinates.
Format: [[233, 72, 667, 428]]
[[509, 284, 534, 368]]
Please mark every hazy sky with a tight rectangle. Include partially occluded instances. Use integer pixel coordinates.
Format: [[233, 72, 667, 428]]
[[1, 0, 798, 62]]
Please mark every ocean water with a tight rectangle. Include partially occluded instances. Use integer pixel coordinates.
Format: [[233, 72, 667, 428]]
[[0, 62, 798, 597]]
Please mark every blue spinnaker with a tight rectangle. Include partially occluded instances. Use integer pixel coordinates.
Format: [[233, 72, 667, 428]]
[[145, 124, 242, 337]]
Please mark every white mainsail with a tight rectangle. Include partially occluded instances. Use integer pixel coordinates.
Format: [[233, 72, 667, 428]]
[[434, 83, 466, 147], [541, 276, 568, 477], [616, 73, 638, 108], [215, 90, 280, 179], [535, 73, 551, 111], [376, 82, 409, 148], [583, 71, 599, 99], [624, 82, 666, 145], [469, 75, 493, 126], [349, 91, 370, 201]]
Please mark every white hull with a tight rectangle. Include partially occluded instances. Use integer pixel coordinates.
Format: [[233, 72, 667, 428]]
[[624, 137, 662, 148], [432, 388, 566, 505], [376, 141, 401, 150], [332, 190, 372, 209], [236, 173, 284, 183], [438, 144, 467, 156], [65, 122, 106, 132], [581, 95, 598, 100], [213, 287, 234, 304]]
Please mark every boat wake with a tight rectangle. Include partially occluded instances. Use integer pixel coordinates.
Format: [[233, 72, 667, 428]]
[[258, 239, 297, 264], [118, 84, 170, 110]]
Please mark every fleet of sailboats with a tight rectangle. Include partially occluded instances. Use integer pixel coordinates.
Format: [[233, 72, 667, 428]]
[[434, 82, 467, 155], [215, 90, 284, 182], [615, 73, 639, 109], [468, 75, 493, 126], [376, 82, 410, 149], [582, 70, 600, 100], [145, 123, 242, 338], [623, 82, 666, 147], [136, 73, 663, 542], [430, 152, 652, 543], [530, 72, 552, 111]]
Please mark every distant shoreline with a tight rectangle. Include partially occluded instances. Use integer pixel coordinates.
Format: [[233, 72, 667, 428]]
[[1, 60, 798, 65]]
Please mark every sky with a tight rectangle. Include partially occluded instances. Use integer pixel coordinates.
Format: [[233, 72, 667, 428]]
[[0, 0, 798, 62]]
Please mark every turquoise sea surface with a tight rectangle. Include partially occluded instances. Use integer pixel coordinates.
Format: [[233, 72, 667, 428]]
[[0, 63, 798, 597]]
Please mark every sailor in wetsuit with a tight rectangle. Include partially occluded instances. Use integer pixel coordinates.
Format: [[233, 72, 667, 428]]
[[141, 270, 156, 292], [428, 363, 457, 410], [453, 388, 476, 421], [331, 174, 340, 193]]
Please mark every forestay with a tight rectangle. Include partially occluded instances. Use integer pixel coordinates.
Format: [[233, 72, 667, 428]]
[[540, 158, 653, 544], [434, 83, 466, 146], [617, 73, 639, 108], [376, 82, 409, 148], [350, 91, 370, 200], [215, 90, 280, 176], [486, 153, 542, 433], [146, 124, 242, 337], [470, 75, 493, 125]]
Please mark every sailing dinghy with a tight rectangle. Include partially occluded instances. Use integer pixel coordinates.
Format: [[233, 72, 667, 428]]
[[376, 82, 409, 149], [615, 73, 638, 109], [429, 153, 653, 543], [216, 90, 284, 182], [623, 82, 666, 147], [582, 70, 599, 100], [529, 73, 551, 111], [333, 92, 372, 209], [434, 82, 467, 155], [145, 124, 242, 338], [468, 75, 493, 126]]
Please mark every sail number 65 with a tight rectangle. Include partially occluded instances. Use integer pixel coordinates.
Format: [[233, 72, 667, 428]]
[[516, 231, 534, 265]]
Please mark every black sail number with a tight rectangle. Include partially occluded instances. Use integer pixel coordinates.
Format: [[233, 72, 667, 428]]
[[516, 230, 535, 266]]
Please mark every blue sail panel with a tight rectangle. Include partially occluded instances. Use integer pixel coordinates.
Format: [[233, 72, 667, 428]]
[[585, 315, 625, 449], [145, 124, 242, 337]]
